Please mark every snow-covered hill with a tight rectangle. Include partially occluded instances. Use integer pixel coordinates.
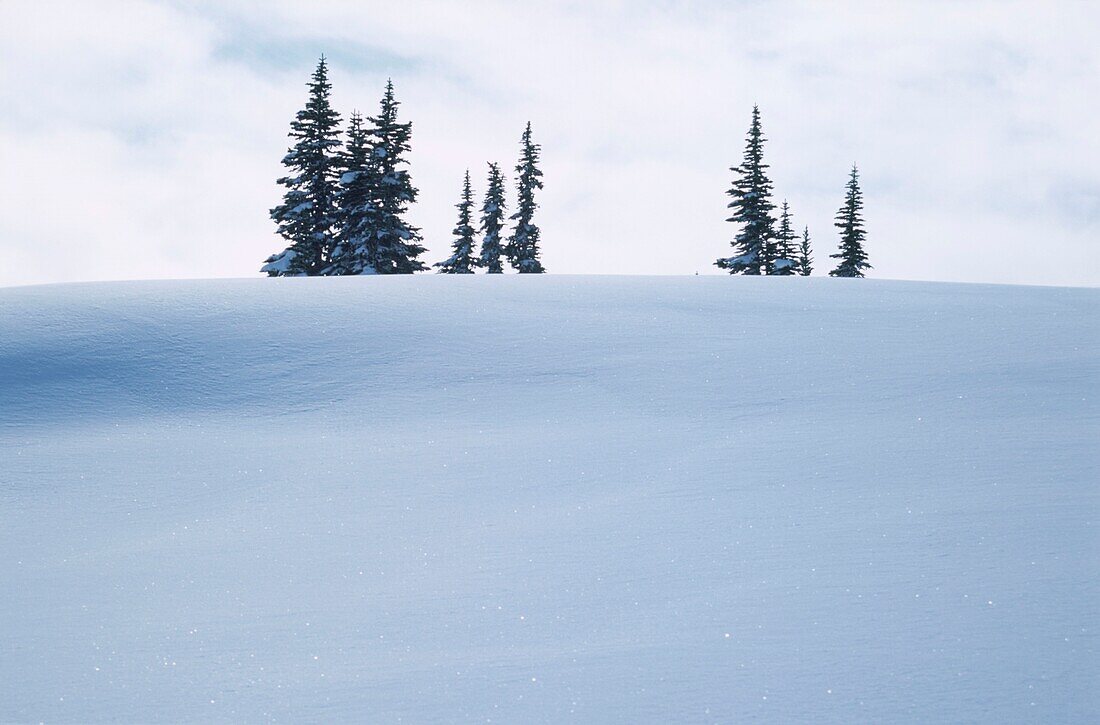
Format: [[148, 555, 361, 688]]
[[1, 276, 1097, 722]]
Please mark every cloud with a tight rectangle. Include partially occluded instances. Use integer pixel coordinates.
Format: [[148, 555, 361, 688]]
[[1, 0, 1098, 287]]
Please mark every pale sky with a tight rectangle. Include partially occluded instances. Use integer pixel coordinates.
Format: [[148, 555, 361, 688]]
[[2, 0, 1098, 287]]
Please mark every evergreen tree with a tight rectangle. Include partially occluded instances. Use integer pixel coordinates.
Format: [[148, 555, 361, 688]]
[[325, 111, 376, 275], [772, 200, 799, 275], [506, 122, 546, 273], [262, 56, 343, 276], [798, 226, 813, 276], [829, 165, 871, 278], [368, 80, 427, 274], [435, 170, 478, 274], [716, 105, 776, 275], [477, 162, 507, 273]]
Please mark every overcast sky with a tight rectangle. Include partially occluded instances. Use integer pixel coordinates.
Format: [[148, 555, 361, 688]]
[[2, 0, 1098, 287]]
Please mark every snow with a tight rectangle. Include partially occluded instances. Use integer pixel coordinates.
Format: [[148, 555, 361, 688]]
[[259, 249, 297, 275], [1, 275, 1097, 722], [717, 252, 758, 269]]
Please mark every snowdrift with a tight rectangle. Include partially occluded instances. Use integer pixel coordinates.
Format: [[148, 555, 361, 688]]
[[1, 275, 1096, 722]]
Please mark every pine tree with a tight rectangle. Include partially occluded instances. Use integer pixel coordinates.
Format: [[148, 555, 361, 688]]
[[829, 165, 871, 278], [506, 122, 546, 273], [435, 170, 478, 274], [716, 105, 776, 275], [477, 162, 507, 274], [772, 200, 799, 275], [262, 56, 343, 276], [368, 80, 427, 274], [798, 226, 813, 276], [325, 111, 376, 275]]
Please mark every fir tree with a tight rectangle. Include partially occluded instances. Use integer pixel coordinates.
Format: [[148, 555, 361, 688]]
[[262, 56, 343, 276], [477, 162, 507, 274], [772, 200, 799, 275], [829, 165, 871, 278], [506, 122, 546, 273], [368, 80, 427, 274], [435, 170, 478, 274], [325, 111, 376, 275], [798, 226, 813, 276], [716, 105, 776, 275]]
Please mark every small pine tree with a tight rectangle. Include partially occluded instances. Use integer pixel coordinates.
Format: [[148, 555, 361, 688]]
[[369, 80, 427, 274], [829, 165, 871, 278], [478, 162, 507, 274], [325, 111, 376, 275], [772, 200, 799, 275], [798, 226, 813, 276], [263, 56, 343, 276], [435, 170, 478, 274], [716, 105, 776, 275], [506, 122, 546, 273]]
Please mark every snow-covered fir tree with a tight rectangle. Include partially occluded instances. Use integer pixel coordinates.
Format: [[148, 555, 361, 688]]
[[262, 56, 342, 276], [435, 170, 478, 274], [477, 162, 507, 274], [506, 122, 546, 273], [798, 226, 813, 276], [367, 80, 427, 274], [772, 200, 799, 275], [829, 165, 871, 278], [716, 105, 776, 275], [325, 111, 376, 275]]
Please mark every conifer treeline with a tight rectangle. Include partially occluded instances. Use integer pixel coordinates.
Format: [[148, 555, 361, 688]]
[[263, 58, 870, 278], [263, 57, 546, 276], [716, 105, 871, 278]]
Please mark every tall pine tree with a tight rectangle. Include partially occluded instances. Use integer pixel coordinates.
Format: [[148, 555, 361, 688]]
[[506, 122, 546, 273], [368, 80, 427, 274], [829, 165, 871, 278], [263, 56, 343, 276], [478, 162, 507, 273], [325, 110, 376, 275], [435, 170, 477, 274], [772, 200, 799, 275], [716, 105, 776, 275], [798, 226, 813, 276]]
